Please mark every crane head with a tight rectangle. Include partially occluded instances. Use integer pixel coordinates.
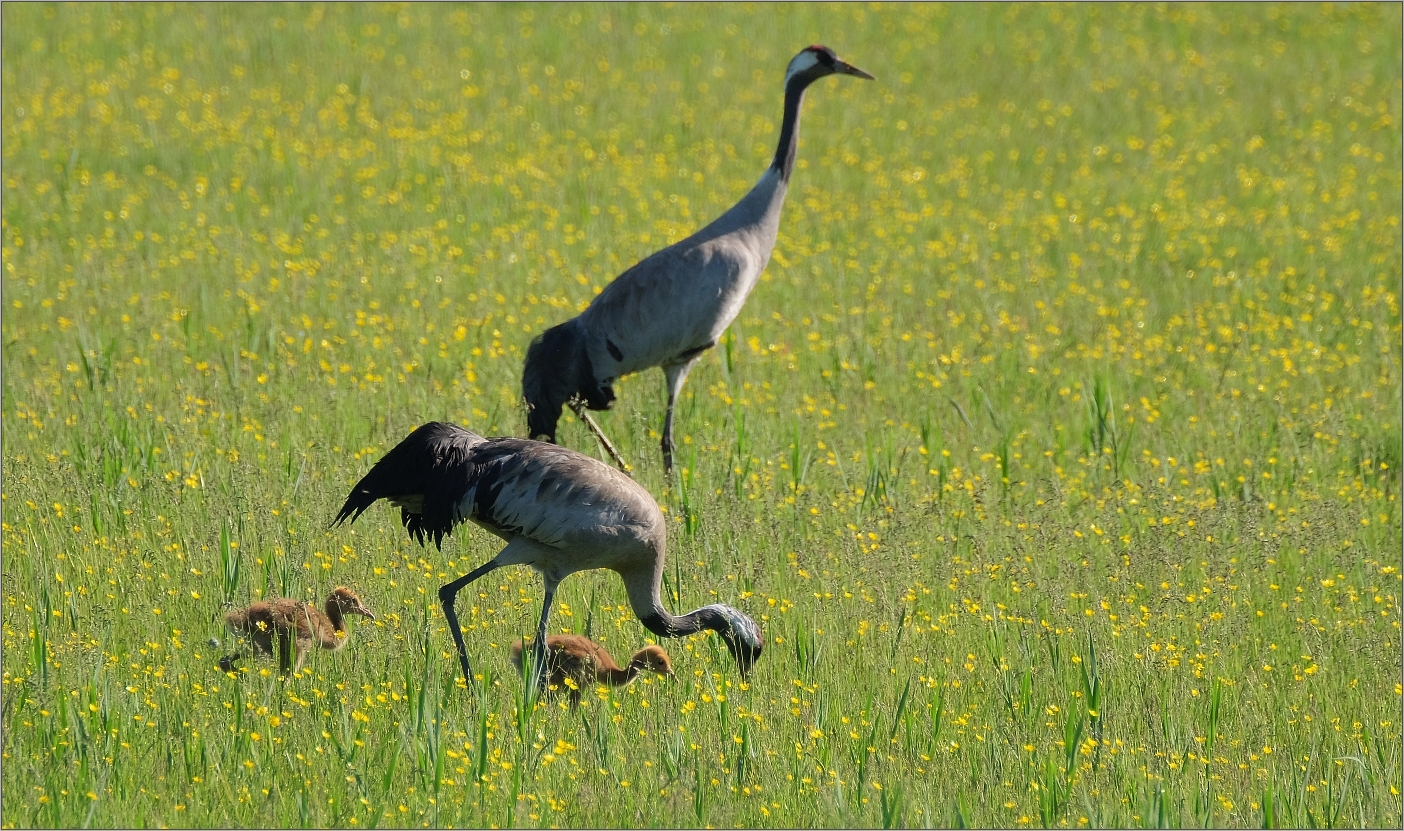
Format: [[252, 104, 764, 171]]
[[701, 604, 764, 679], [328, 587, 376, 620], [630, 644, 676, 678], [785, 45, 876, 87]]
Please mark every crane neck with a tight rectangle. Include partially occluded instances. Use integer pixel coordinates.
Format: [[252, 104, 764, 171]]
[[625, 564, 725, 639], [624, 562, 759, 676], [599, 663, 641, 687], [770, 75, 813, 183], [638, 604, 726, 640]]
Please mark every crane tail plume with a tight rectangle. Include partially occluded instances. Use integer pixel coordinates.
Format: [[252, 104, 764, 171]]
[[334, 422, 487, 549], [522, 321, 583, 442]]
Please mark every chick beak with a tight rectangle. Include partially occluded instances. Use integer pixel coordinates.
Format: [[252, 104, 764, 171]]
[[836, 60, 876, 81], [356, 606, 376, 620]]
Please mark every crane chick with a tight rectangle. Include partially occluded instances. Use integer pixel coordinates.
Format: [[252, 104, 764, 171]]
[[511, 634, 673, 706], [219, 587, 375, 676]]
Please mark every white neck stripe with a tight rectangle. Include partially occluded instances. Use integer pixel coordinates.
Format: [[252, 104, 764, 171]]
[[784, 51, 822, 86]]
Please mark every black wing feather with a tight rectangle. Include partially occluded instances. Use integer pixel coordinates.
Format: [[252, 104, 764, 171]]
[[334, 422, 485, 549]]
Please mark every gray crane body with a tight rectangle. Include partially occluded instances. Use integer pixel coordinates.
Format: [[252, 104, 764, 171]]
[[580, 168, 785, 385]]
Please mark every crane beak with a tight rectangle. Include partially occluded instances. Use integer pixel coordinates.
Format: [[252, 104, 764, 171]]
[[356, 606, 376, 620], [836, 60, 876, 81]]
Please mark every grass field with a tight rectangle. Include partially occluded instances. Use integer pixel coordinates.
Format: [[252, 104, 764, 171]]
[[2, 3, 1401, 827]]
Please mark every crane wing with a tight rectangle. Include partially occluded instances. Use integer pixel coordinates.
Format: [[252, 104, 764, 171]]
[[582, 241, 759, 377], [456, 439, 659, 549]]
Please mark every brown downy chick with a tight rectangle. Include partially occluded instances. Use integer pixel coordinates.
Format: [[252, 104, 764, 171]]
[[511, 633, 673, 706], [220, 587, 375, 676]]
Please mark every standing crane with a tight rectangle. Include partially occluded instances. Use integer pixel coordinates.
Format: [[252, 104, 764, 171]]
[[523, 45, 874, 471], [334, 422, 763, 687]]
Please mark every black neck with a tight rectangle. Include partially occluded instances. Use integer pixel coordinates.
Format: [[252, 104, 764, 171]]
[[638, 606, 722, 639], [770, 76, 812, 182]]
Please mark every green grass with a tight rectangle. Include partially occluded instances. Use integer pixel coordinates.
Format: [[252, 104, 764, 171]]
[[2, 3, 1400, 827]]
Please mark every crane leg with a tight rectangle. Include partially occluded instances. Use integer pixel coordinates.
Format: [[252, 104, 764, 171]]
[[438, 559, 502, 689], [661, 359, 697, 473], [661, 404, 676, 473], [527, 579, 559, 699]]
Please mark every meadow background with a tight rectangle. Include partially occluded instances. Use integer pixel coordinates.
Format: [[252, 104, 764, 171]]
[[2, 3, 1400, 827]]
